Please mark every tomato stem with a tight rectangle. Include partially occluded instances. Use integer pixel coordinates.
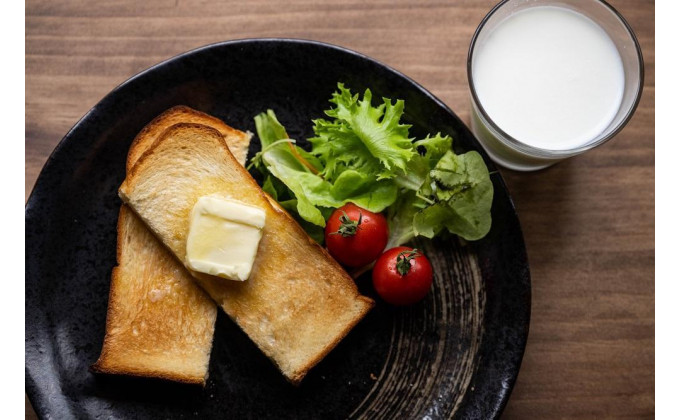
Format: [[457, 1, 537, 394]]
[[331, 211, 362, 237], [396, 249, 420, 276]]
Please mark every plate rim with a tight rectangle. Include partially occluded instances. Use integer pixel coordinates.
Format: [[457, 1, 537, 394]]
[[25, 38, 531, 419]]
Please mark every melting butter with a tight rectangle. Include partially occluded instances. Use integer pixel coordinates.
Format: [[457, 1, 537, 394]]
[[185, 195, 266, 281]]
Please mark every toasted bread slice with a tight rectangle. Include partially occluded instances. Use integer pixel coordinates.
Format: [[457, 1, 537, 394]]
[[93, 106, 252, 385], [120, 123, 374, 384], [91, 206, 217, 384]]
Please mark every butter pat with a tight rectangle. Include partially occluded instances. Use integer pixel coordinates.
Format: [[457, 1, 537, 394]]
[[185, 195, 266, 281]]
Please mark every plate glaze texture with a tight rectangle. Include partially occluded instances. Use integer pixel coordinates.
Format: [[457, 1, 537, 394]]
[[25, 39, 531, 419]]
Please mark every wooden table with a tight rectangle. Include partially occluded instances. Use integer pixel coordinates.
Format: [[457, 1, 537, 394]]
[[25, 0, 654, 418]]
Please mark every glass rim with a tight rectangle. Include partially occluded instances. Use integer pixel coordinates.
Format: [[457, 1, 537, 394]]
[[467, 0, 645, 157]]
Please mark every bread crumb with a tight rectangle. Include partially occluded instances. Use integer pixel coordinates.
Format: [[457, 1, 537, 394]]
[[370, 373, 377, 380]]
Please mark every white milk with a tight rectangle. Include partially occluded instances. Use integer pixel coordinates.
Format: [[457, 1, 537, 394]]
[[471, 6, 625, 151]]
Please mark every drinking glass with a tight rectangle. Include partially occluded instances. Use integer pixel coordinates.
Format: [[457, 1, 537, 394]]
[[467, 0, 644, 171]]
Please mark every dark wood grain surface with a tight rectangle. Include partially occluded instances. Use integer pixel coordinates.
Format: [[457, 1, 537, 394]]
[[25, 0, 655, 418]]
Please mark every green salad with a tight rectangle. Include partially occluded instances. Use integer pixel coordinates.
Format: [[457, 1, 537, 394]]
[[248, 83, 493, 247]]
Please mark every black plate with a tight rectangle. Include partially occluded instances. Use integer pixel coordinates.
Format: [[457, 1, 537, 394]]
[[25, 39, 530, 419]]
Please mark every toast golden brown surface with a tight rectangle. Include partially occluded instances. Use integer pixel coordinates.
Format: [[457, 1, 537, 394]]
[[91, 206, 217, 384], [92, 106, 251, 385], [119, 123, 374, 384]]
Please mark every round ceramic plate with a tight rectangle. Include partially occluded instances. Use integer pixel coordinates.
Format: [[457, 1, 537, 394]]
[[25, 39, 530, 419]]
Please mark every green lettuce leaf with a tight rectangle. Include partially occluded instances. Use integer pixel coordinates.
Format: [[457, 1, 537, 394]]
[[385, 190, 422, 248], [262, 148, 332, 226], [261, 174, 289, 201], [255, 109, 287, 148], [310, 118, 385, 182], [254, 109, 400, 227], [413, 150, 493, 241], [311, 83, 415, 180], [415, 133, 453, 164], [249, 84, 493, 246], [395, 133, 453, 191], [329, 170, 398, 211]]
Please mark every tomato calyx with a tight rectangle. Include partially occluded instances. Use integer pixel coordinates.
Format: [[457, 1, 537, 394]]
[[331, 211, 363, 237], [395, 248, 420, 276]]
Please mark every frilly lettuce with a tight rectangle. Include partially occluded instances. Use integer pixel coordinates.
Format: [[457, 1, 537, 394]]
[[250, 83, 493, 245], [311, 85, 415, 180]]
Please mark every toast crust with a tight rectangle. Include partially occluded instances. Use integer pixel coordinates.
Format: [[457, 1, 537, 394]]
[[120, 123, 374, 384], [127, 105, 251, 172]]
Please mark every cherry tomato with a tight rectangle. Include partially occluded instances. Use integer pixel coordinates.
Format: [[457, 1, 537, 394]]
[[325, 203, 388, 268], [372, 246, 433, 306]]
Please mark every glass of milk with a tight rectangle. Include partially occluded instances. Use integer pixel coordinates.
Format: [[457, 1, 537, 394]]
[[468, 0, 643, 171]]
